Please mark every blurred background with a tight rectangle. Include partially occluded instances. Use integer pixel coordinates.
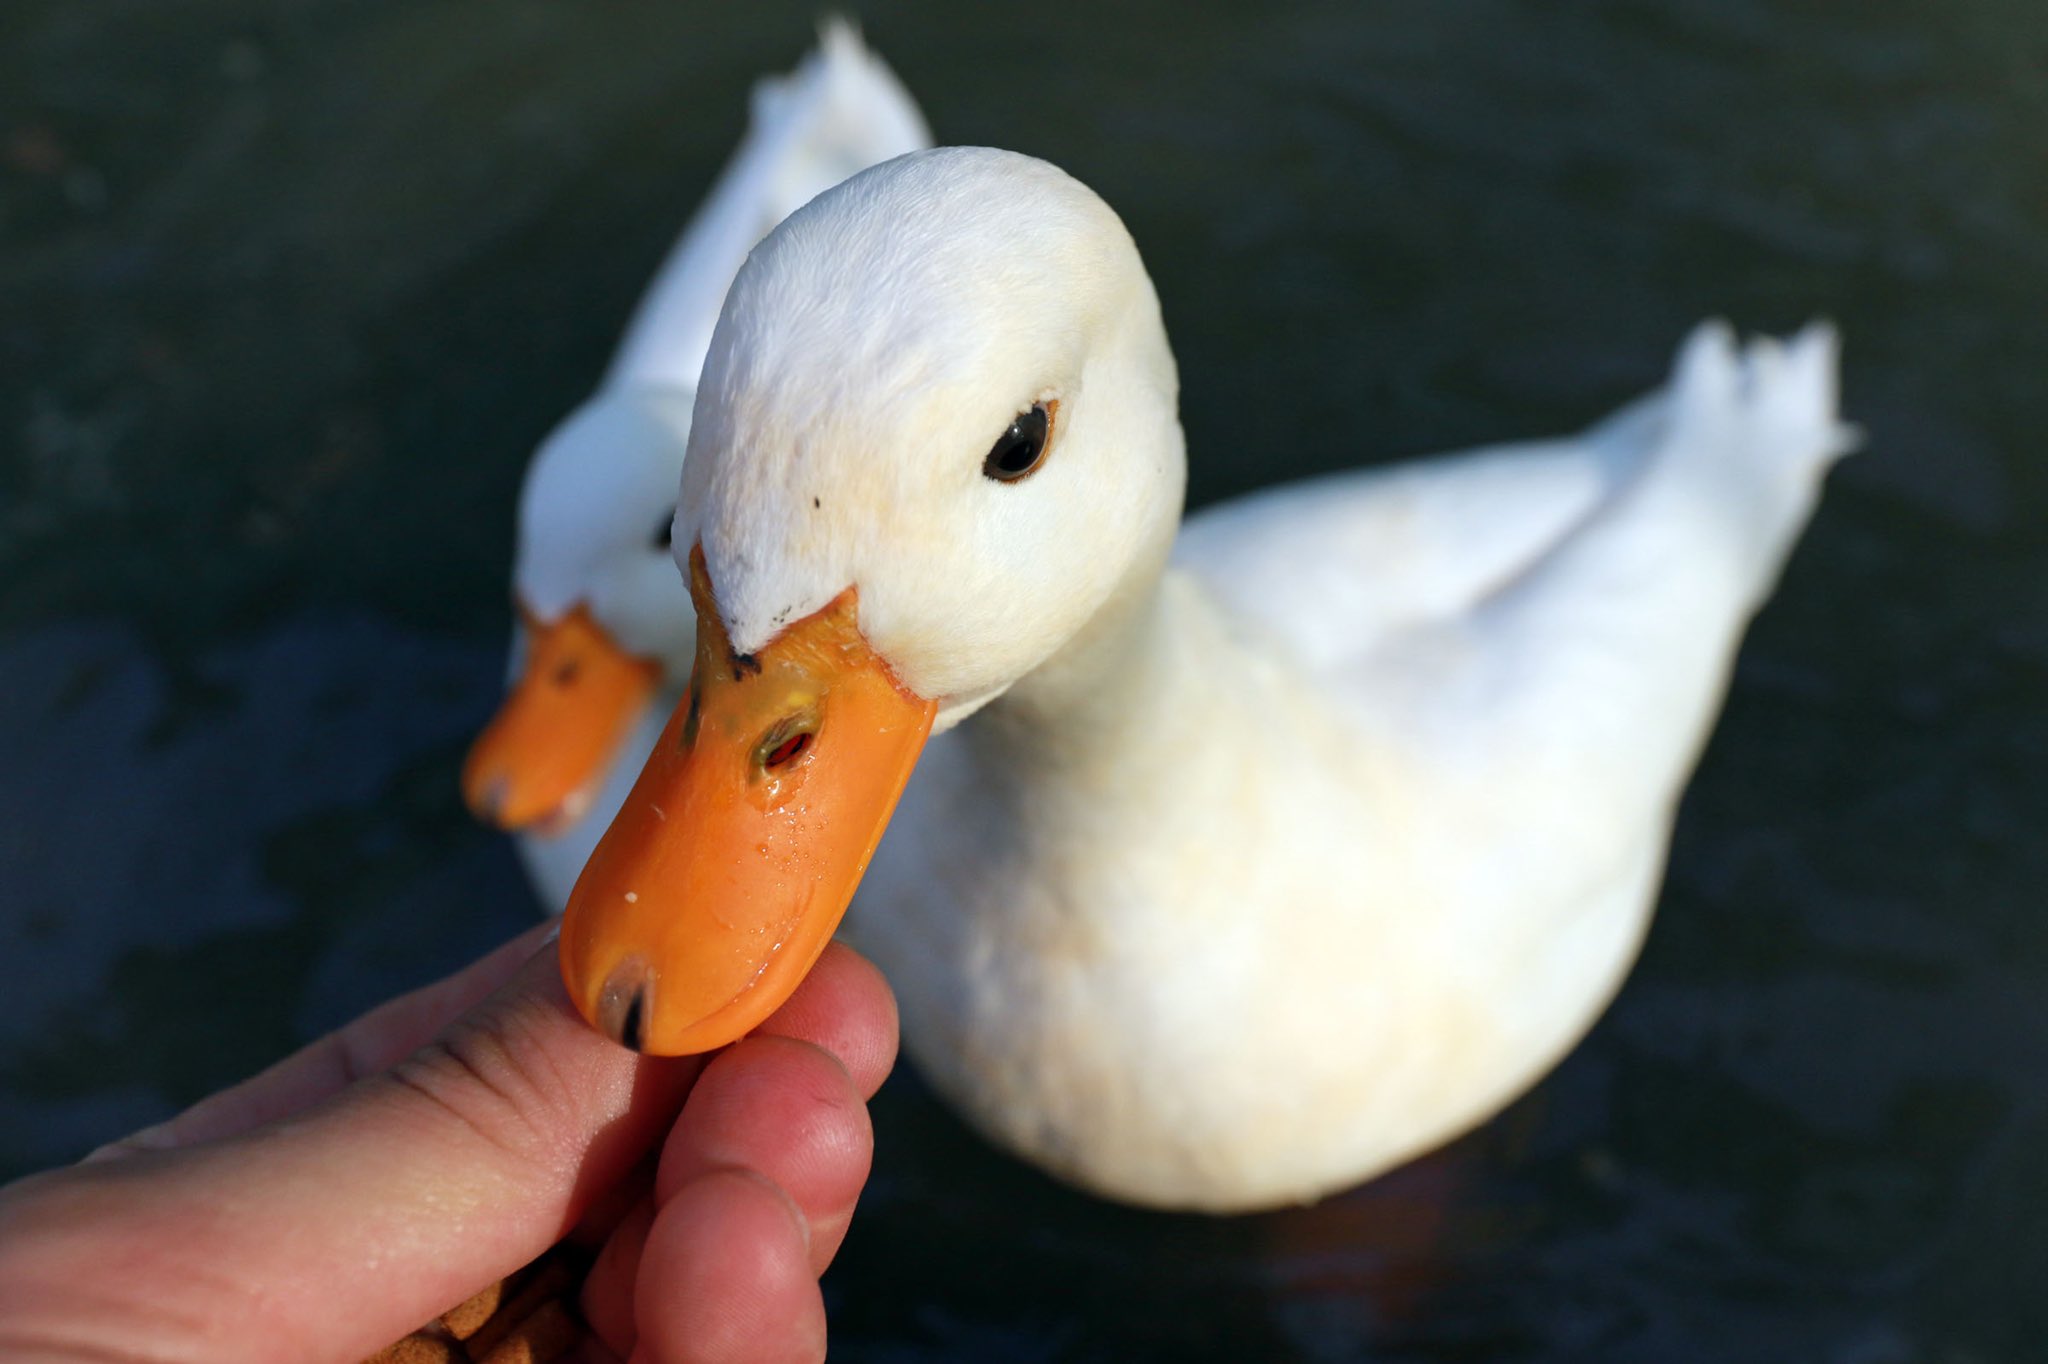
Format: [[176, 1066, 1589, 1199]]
[[4, 1, 2045, 1359]]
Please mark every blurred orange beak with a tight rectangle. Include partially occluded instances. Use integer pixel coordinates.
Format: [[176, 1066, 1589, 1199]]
[[559, 545, 936, 1054], [462, 605, 661, 834]]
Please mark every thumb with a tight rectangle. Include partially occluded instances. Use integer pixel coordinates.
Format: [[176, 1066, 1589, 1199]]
[[0, 939, 700, 1364]]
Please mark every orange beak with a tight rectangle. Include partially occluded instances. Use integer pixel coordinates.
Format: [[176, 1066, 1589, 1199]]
[[559, 546, 936, 1054], [462, 605, 661, 834]]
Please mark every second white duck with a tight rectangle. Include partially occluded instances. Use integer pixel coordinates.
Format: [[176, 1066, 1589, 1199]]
[[462, 22, 929, 910]]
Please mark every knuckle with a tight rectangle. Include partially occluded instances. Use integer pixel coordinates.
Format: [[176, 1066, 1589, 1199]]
[[385, 1000, 580, 1173]]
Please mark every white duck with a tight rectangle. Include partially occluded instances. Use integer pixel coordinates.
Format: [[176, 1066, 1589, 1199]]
[[557, 147, 1851, 1212], [462, 21, 929, 910]]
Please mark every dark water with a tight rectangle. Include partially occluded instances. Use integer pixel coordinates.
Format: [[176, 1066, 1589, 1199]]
[[4, 2, 2046, 1359]]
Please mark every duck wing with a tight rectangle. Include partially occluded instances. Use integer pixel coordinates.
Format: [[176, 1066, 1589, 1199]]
[[1175, 390, 1661, 668], [1178, 323, 1852, 819]]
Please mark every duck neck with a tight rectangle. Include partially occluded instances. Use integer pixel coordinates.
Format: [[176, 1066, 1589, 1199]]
[[969, 272, 1189, 763], [975, 521, 1181, 768]]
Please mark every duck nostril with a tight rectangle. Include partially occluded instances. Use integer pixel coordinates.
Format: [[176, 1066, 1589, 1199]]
[[597, 956, 654, 1052], [552, 657, 582, 687], [753, 710, 820, 774], [764, 731, 811, 768]]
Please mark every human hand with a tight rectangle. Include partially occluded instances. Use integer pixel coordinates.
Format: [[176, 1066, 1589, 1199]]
[[0, 920, 898, 1363]]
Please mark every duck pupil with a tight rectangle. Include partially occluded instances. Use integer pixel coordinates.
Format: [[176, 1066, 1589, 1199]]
[[984, 405, 1048, 481]]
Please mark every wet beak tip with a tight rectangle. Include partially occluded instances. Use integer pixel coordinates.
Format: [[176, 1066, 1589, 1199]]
[[597, 956, 654, 1053], [619, 990, 647, 1053], [470, 773, 509, 825]]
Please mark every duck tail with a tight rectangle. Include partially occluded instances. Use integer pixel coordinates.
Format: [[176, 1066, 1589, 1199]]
[[1654, 320, 1856, 602], [1673, 320, 1857, 460], [1463, 321, 1853, 794]]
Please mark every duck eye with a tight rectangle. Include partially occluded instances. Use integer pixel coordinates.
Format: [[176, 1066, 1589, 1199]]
[[982, 401, 1054, 482], [652, 516, 674, 551]]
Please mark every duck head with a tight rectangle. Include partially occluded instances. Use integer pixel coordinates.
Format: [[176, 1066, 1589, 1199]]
[[462, 394, 698, 834], [561, 147, 1186, 1053]]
